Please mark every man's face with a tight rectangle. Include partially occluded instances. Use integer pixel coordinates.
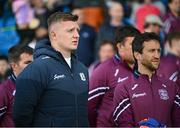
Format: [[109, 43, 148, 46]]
[[169, 0, 180, 13], [109, 2, 124, 20], [14, 53, 33, 76], [139, 40, 161, 72], [119, 37, 135, 64], [52, 21, 80, 52], [147, 24, 161, 34], [99, 43, 115, 62], [0, 60, 9, 76]]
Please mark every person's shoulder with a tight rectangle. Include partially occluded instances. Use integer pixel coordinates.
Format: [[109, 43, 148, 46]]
[[93, 58, 115, 74], [0, 79, 13, 95], [157, 76, 177, 89]]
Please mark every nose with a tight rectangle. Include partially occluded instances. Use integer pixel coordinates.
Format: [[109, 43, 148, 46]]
[[74, 30, 79, 38], [154, 50, 160, 59]]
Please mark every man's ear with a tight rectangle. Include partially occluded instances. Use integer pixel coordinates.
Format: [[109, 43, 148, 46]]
[[50, 31, 56, 40], [134, 51, 141, 61], [116, 43, 123, 51], [10, 63, 17, 73]]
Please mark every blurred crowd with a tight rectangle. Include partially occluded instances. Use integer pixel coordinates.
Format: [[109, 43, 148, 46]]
[[0, 0, 180, 83]]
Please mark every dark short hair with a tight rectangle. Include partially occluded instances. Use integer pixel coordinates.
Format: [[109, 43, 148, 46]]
[[168, 0, 175, 4], [115, 26, 140, 45], [132, 32, 161, 54], [8, 44, 33, 63], [167, 32, 180, 46], [0, 55, 8, 62], [47, 11, 78, 29]]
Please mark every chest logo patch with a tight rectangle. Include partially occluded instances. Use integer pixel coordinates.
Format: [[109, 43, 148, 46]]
[[158, 89, 169, 100], [79, 73, 86, 81]]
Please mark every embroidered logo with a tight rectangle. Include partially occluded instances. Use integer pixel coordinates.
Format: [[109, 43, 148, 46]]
[[132, 84, 138, 90], [158, 89, 169, 100], [117, 76, 128, 83], [132, 92, 146, 99], [114, 69, 119, 77], [54, 74, 65, 80], [79, 73, 86, 81]]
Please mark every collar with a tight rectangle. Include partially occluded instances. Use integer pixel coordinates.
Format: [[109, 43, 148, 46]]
[[8, 73, 16, 84]]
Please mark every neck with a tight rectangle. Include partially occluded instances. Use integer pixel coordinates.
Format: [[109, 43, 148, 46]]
[[138, 63, 154, 79], [51, 42, 71, 58]]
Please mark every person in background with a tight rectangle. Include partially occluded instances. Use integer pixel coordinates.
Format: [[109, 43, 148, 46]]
[[0, 55, 10, 84], [113, 32, 180, 127], [0, 44, 33, 127], [135, 0, 161, 32], [157, 32, 180, 86], [72, 7, 96, 67], [95, 1, 128, 58], [88, 40, 115, 78], [163, 0, 180, 34], [144, 14, 165, 55], [13, 12, 89, 127], [88, 26, 140, 127]]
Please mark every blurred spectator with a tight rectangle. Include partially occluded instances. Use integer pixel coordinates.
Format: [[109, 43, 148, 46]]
[[163, 0, 180, 34], [89, 40, 115, 78], [12, 0, 39, 45], [73, 0, 104, 31], [157, 32, 180, 86], [0, 44, 33, 127], [144, 14, 165, 55], [31, 0, 48, 41], [12, 0, 34, 29], [0, 0, 20, 55], [72, 7, 96, 67], [135, 0, 161, 32], [0, 55, 10, 84], [96, 1, 128, 57], [165, 32, 180, 58], [144, 14, 163, 34], [27, 0, 49, 48]]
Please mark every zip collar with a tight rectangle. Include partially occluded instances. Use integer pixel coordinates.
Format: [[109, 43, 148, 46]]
[[8, 73, 16, 84]]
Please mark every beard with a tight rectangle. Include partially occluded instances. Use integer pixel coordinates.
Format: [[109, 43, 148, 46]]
[[141, 60, 160, 72]]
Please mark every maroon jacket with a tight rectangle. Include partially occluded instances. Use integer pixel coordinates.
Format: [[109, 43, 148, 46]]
[[157, 54, 180, 86], [0, 74, 16, 127], [163, 12, 180, 34], [113, 70, 180, 127], [88, 55, 133, 127]]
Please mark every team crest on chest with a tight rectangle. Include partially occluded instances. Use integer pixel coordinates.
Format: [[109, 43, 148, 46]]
[[158, 89, 169, 100], [79, 73, 86, 81]]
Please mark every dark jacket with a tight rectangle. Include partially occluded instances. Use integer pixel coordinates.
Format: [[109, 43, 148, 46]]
[[0, 74, 16, 127], [88, 54, 133, 127], [76, 24, 96, 67], [13, 39, 89, 127], [113, 70, 180, 127]]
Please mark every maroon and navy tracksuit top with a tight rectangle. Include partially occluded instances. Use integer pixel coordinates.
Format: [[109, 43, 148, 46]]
[[113, 70, 180, 127]]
